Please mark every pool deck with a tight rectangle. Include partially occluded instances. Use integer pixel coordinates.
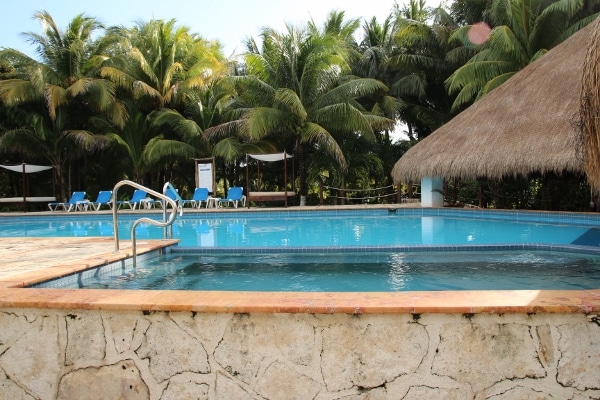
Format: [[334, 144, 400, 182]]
[[0, 204, 599, 314]]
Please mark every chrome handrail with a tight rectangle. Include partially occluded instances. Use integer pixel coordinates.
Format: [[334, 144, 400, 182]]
[[161, 181, 183, 238], [112, 180, 180, 267]]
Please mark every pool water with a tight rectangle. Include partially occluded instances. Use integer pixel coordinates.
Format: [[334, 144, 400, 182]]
[[3, 210, 600, 248], [34, 250, 600, 291], [8, 209, 600, 291]]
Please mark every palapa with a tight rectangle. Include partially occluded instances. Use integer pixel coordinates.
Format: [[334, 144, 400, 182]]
[[391, 18, 597, 184], [581, 17, 600, 190]]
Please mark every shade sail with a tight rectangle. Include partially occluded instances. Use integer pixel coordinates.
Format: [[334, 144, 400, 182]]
[[247, 153, 292, 162], [0, 164, 53, 173]]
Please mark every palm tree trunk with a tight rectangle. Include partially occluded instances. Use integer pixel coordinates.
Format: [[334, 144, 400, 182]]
[[297, 141, 307, 197]]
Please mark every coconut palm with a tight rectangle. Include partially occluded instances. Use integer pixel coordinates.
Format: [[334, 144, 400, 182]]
[[0, 11, 125, 200], [102, 19, 228, 111], [355, 15, 406, 140], [98, 19, 229, 185], [386, 5, 462, 138], [399, 0, 430, 22], [446, 0, 600, 111], [207, 19, 393, 197]]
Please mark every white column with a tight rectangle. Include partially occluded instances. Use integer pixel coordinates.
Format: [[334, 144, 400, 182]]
[[421, 177, 444, 207]]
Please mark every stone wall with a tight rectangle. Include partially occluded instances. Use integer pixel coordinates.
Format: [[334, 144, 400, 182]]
[[0, 309, 598, 399]]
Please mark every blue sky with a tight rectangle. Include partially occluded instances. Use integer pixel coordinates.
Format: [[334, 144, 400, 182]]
[[0, 0, 400, 57]]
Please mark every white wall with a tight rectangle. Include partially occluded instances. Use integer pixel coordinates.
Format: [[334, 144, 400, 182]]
[[421, 176, 444, 207]]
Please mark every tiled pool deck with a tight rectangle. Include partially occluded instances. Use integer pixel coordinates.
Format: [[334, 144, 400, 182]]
[[0, 205, 599, 314]]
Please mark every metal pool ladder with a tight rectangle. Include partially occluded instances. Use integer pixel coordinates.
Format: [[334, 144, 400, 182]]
[[112, 180, 182, 267]]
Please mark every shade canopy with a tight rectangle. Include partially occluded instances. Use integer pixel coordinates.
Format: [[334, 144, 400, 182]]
[[0, 164, 53, 173], [0, 163, 55, 212], [391, 19, 595, 184], [247, 152, 292, 162]]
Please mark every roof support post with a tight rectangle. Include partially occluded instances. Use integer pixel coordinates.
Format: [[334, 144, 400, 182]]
[[421, 177, 444, 207]]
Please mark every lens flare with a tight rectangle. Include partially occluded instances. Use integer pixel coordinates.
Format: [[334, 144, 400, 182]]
[[468, 22, 491, 45]]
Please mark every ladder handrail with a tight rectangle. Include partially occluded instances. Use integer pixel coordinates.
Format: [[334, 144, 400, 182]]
[[161, 181, 183, 238], [112, 180, 180, 267]]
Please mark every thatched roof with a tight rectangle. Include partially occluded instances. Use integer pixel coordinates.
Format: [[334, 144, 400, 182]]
[[391, 19, 596, 184], [582, 18, 600, 190]]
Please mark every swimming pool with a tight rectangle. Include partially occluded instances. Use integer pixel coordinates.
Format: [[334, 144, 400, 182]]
[[8, 208, 600, 291]]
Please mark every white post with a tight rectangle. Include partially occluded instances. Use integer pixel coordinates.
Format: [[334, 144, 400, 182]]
[[421, 177, 444, 207]]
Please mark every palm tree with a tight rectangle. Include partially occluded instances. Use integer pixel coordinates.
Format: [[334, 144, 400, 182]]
[[99, 19, 229, 186], [103, 19, 228, 110], [386, 5, 462, 138], [0, 11, 125, 200], [446, 0, 600, 111], [355, 15, 405, 140], [208, 18, 393, 198], [400, 0, 430, 22]]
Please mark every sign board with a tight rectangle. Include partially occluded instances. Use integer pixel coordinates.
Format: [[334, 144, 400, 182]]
[[195, 158, 215, 193]]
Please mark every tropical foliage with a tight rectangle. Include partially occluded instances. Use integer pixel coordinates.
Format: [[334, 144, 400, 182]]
[[0, 1, 598, 210], [446, 0, 600, 111]]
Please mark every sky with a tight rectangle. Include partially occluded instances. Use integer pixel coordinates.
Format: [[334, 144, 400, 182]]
[[0, 0, 400, 57]]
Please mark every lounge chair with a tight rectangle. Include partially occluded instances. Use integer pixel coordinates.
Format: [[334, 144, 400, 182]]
[[182, 188, 210, 209], [119, 189, 150, 210], [48, 191, 86, 212], [88, 190, 113, 211], [218, 187, 245, 208], [162, 187, 183, 209]]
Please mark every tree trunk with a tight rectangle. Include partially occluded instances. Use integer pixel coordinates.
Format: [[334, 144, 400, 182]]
[[296, 141, 307, 197]]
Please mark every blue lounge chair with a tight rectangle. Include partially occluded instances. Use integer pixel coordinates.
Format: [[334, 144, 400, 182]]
[[218, 187, 245, 208], [48, 191, 86, 212], [89, 190, 113, 211], [119, 189, 149, 210], [182, 188, 210, 209], [162, 187, 183, 210]]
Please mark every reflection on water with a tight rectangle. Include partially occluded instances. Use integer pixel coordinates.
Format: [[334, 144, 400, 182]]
[[389, 258, 412, 291]]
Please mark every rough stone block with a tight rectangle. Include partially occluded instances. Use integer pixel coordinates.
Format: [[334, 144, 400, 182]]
[[65, 312, 106, 366], [0, 315, 61, 398], [57, 360, 148, 399], [136, 314, 210, 382], [321, 315, 428, 391], [432, 320, 545, 393], [557, 322, 600, 390]]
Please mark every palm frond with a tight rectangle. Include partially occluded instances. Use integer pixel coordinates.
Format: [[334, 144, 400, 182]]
[[204, 120, 245, 141], [44, 84, 68, 120], [312, 102, 375, 139], [0, 79, 41, 105], [449, 82, 479, 112], [99, 66, 136, 90], [142, 138, 197, 165], [244, 107, 291, 140], [212, 136, 244, 162], [274, 88, 307, 120], [390, 73, 427, 99], [300, 122, 347, 170], [150, 108, 204, 142], [313, 78, 387, 110]]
